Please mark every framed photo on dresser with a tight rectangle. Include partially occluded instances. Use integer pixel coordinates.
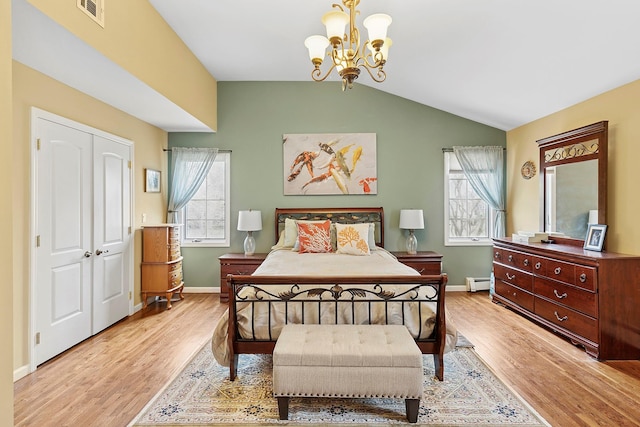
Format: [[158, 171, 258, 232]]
[[584, 224, 607, 251]]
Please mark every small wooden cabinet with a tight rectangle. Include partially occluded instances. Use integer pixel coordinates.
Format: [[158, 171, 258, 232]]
[[218, 253, 267, 303], [392, 251, 443, 275], [493, 237, 640, 360], [141, 224, 184, 309]]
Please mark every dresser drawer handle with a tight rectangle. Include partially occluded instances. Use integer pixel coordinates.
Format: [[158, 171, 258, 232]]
[[417, 267, 425, 274], [554, 267, 562, 275], [554, 311, 568, 322], [508, 255, 514, 262], [535, 262, 541, 270], [523, 259, 529, 266], [553, 289, 568, 299], [506, 272, 516, 280], [494, 251, 501, 259], [579, 273, 587, 283]]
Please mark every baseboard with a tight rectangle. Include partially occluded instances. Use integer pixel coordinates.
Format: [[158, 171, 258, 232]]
[[14, 364, 30, 382], [183, 286, 218, 294], [445, 285, 467, 292]]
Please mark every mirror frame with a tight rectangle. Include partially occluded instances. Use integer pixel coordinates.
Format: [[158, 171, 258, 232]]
[[537, 121, 608, 245]]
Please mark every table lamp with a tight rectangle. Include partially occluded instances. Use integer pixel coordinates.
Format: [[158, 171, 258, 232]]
[[237, 210, 262, 256], [399, 209, 424, 255]]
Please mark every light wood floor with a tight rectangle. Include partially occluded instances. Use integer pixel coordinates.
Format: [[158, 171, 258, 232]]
[[14, 292, 640, 426]]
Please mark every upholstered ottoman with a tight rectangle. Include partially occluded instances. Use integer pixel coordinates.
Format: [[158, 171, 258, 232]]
[[272, 324, 423, 423]]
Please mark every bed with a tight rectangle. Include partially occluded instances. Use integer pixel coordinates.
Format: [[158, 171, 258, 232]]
[[211, 207, 457, 381]]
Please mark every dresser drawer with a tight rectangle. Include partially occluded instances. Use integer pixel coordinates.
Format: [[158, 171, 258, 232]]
[[574, 265, 597, 292], [543, 258, 575, 285], [495, 280, 534, 312], [170, 268, 183, 287], [534, 277, 597, 318], [496, 248, 534, 272], [169, 226, 180, 239], [493, 263, 533, 292], [400, 261, 441, 275], [221, 263, 260, 278], [534, 297, 598, 343]]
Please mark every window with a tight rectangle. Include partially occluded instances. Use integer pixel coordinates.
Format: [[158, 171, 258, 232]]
[[444, 152, 493, 246], [181, 152, 230, 247]]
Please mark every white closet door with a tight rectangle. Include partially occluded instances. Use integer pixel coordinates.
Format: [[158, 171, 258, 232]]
[[92, 135, 131, 334], [35, 119, 93, 365], [33, 110, 133, 367]]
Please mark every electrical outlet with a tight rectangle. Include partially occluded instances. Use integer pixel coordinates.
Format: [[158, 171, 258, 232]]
[[142, 213, 147, 223]]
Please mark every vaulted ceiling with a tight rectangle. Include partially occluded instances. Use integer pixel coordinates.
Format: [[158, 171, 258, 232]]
[[13, 0, 640, 132]]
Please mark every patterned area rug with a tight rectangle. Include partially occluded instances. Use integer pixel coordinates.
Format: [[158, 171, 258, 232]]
[[129, 337, 549, 426]]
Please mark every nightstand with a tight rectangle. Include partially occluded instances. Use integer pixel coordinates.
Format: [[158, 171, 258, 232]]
[[218, 253, 267, 303], [392, 251, 443, 275]]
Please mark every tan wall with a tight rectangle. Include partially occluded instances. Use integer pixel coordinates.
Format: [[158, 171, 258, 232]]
[[507, 79, 640, 255], [12, 61, 169, 373], [1, 0, 15, 423], [27, 0, 218, 131]]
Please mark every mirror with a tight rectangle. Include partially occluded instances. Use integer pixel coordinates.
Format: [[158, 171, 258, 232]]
[[538, 121, 608, 242]]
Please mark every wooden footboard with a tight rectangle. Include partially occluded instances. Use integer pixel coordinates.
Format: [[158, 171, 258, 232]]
[[226, 274, 448, 381]]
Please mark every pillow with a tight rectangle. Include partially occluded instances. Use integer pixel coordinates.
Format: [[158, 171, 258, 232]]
[[271, 230, 286, 250], [283, 218, 298, 247], [297, 220, 332, 253], [335, 222, 371, 255], [291, 220, 335, 251], [367, 222, 377, 250]]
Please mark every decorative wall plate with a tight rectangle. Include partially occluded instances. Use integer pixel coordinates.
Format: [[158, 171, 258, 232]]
[[521, 161, 536, 179]]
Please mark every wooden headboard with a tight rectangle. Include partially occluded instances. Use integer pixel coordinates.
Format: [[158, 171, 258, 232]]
[[274, 207, 385, 247]]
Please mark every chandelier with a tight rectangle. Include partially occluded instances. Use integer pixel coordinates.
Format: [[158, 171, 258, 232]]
[[304, 0, 392, 91]]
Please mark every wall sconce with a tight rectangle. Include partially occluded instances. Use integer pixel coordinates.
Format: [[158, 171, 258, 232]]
[[399, 209, 424, 255], [237, 210, 262, 256]]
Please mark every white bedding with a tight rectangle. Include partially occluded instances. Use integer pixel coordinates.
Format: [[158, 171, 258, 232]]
[[211, 247, 457, 366]]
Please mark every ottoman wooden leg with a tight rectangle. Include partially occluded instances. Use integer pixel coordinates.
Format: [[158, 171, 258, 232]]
[[277, 397, 289, 420], [405, 398, 419, 423]]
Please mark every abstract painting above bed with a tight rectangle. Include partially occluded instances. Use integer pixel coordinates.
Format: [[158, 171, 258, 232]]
[[283, 133, 377, 195]]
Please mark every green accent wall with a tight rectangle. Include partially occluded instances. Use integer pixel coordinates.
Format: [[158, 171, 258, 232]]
[[170, 81, 506, 288]]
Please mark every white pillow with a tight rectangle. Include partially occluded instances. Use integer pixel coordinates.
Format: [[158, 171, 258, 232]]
[[367, 223, 377, 250], [283, 218, 298, 247], [335, 222, 371, 255]]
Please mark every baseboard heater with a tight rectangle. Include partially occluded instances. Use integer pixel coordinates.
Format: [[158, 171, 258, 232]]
[[465, 277, 491, 292]]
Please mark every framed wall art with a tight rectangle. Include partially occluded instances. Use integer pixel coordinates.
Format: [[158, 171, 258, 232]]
[[283, 133, 377, 195], [584, 223, 607, 251], [145, 168, 161, 193]]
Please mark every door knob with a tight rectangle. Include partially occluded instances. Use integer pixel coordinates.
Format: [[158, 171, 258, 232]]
[[84, 251, 93, 258], [96, 249, 109, 256]]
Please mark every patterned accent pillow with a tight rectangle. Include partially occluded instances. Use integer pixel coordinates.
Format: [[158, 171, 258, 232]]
[[335, 222, 371, 255], [297, 220, 332, 253]]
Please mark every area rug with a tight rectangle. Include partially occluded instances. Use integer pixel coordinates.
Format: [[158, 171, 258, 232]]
[[129, 336, 549, 427]]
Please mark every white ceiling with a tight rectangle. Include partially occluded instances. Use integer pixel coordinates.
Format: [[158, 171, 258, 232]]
[[12, 0, 640, 132]]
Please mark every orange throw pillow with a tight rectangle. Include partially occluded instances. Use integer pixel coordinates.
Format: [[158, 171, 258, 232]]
[[297, 220, 332, 253]]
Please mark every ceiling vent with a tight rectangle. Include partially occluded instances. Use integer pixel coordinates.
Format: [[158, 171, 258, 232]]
[[77, 0, 104, 27]]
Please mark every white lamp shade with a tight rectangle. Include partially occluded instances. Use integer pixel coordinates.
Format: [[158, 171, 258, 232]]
[[399, 209, 424, 230], [237, 210, 262, 232], [305, 35, 329, 62], [322, 10, 349, 40], [363, 13, 392, 44]]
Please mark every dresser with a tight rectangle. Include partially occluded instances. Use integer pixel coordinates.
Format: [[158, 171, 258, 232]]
[[141, 224, 184, 309], [218, 253, 267, 303], [392, 251, 443, 275], [492, 237, 640, 360]]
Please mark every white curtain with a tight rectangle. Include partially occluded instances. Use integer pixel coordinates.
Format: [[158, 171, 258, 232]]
[[453, 146, 506, 238], [167, 147, 218, 223]]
